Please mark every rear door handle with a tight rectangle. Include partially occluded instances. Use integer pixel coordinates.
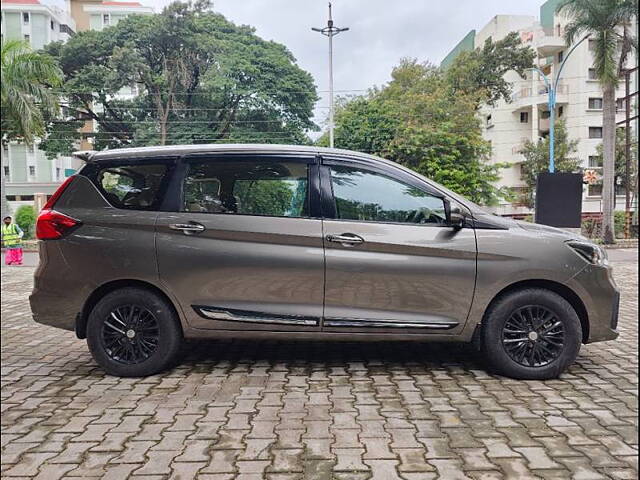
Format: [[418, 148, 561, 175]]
[[326, 233, 365, 245], [169, 223, 206, 234]]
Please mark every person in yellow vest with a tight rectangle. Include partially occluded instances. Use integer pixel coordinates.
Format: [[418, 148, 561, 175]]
[[2, 216, 24, 266]]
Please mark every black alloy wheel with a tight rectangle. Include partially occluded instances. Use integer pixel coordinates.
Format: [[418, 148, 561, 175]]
[[501, 305, 565, 368], [101, 305, 160, 365]]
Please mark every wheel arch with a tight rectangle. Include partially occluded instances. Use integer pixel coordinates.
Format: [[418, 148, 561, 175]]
[[481, 279, 590, 343], [76, 279, 183, 339]]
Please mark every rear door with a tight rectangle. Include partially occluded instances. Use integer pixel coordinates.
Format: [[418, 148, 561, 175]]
[[320, 157, 477, 335], [156, 153, 324, 332]]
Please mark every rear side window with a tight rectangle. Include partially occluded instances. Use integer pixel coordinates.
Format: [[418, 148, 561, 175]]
[[183, 159, 309, 218], [90, 162, 172, 210]]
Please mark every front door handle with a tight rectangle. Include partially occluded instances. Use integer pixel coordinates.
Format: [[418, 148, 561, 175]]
[[169, 222, 206, 234], [326, 233, 365, 245]]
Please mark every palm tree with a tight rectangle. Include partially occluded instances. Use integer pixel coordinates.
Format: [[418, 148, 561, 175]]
[[558, 0, 637, 244], [1, 39, 62, 218]]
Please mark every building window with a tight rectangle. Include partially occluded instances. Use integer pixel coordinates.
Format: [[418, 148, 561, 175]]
[[616, 98, 625, 111], [588, 68, 598, 80], [486, 114, 493, 127], [23, 12, 29, 24], [20, 195, 34, 201], [29, 166, 36, 176], [588, 97, 603, 109], [588, 155, 602, 168], [23, 34, 30, 43], [103, 14, 110, 25], [558, 51, 564, 63], [541, 110, 551, 119], [3, 166, 9, 177], [51, 20, 55, 30], [520, 112, 529, 123], [6, 196, 17, 201], [589, 127, 603, 138], [558, 106, 564, 117], [588, 184, 602, 197], [56, 168, 61, 180]]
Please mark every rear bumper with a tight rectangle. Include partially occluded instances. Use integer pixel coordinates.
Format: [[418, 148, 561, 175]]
[[29, 241, 89, 333], [30, 287, 78, 332], [567, 264, 620, 343]]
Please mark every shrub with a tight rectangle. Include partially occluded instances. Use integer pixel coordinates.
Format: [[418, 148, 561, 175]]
[[14, 205, 36, 239], [581, 218, 600, 239]]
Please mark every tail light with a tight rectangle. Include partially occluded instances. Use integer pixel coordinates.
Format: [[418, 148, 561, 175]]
[[36, 176, 81, 240], [36, 210, 80, 240]]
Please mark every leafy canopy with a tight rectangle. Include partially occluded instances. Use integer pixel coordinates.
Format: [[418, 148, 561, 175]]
[[1, 39, 62, 143], [559, 0, 637, 88], [446, 32, 535, 107], [322, 59, 510, 206], [40, 0, 318, 158]]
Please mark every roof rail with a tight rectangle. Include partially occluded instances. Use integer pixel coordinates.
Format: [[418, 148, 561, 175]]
[[72, 150, 95, 162]]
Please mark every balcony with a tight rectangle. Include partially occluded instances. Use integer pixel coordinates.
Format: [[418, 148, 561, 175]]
[[534, 27, 566, 56], [511, 83, 569, 111]]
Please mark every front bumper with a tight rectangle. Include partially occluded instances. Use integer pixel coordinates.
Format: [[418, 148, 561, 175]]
[[567, 264, 620, 343]]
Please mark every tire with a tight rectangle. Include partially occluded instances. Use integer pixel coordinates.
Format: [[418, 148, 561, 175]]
[[481, 288, 582, 380], [86, 287, 183, 377]]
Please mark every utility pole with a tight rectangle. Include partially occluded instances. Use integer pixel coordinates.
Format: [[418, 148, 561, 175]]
[[530, 35, 589, 172], [313, 3, 348, 148]]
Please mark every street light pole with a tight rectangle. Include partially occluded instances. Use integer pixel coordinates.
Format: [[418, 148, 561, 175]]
[[313, 3, 349, 148], [530, 35, 589, 172]]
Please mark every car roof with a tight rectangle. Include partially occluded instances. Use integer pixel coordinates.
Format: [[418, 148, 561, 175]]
[[73, 143, 386, 165]]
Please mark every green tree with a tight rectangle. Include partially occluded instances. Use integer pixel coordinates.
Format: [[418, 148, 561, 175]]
[[594, 127, 639, 208], [518, 120, 581, 208], [40, 0, 317, 157], [446, 31, 535, 108], [559, 0, 638, 243], [1, 39, 62, 217], [15, 205, 36, 239], [324, 60, 509, 205]]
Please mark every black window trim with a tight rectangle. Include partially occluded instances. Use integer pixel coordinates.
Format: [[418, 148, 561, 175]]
[[173, 152, 321, 220], [319, 156, 453, 227]]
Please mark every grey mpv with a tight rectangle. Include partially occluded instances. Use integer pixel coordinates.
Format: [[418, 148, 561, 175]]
[[30, 144, 620, 379]]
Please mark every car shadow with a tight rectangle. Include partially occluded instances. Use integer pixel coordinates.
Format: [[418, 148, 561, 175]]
[[177, 338, 487, 373]]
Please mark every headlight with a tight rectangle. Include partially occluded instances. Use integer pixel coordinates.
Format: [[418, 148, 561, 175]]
[[566, 240, 607, 266]]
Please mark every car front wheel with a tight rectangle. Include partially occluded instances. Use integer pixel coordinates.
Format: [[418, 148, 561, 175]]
[[482, 288, 582, 380], [86, 287, 183, 377]]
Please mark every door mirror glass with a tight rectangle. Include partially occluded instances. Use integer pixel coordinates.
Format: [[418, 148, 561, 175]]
[[329, 166, 447, 225]]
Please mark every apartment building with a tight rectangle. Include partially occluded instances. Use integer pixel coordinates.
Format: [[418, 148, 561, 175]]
[[1, 0, 152, 210], [441, 0, 637, 216]]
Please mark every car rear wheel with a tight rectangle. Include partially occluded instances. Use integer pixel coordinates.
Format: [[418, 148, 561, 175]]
[[482, 288, 582, 380], [87, 287, 182, 377]]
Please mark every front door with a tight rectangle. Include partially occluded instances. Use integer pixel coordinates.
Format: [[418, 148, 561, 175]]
[[156, 154, 324, 332], [321, 158, 477, 334]]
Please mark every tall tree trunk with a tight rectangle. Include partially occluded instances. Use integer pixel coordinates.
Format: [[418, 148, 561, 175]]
[[601, 84, 616, 244], [1, 142, 12, 219]]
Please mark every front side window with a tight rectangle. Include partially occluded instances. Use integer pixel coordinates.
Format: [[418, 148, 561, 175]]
[[329, 166, 447, 225], [183, 159, 308, 218], [95, 163, 170, 210]]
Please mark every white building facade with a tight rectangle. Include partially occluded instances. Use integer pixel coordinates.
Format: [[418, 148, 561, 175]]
[[441, 0, 637, 217]]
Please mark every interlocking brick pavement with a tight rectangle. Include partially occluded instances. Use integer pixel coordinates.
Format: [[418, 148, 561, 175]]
[[1, 257, 637, 479]]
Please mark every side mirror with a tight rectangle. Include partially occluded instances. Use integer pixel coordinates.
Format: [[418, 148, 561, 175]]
[[444, 198, 465, 229]]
